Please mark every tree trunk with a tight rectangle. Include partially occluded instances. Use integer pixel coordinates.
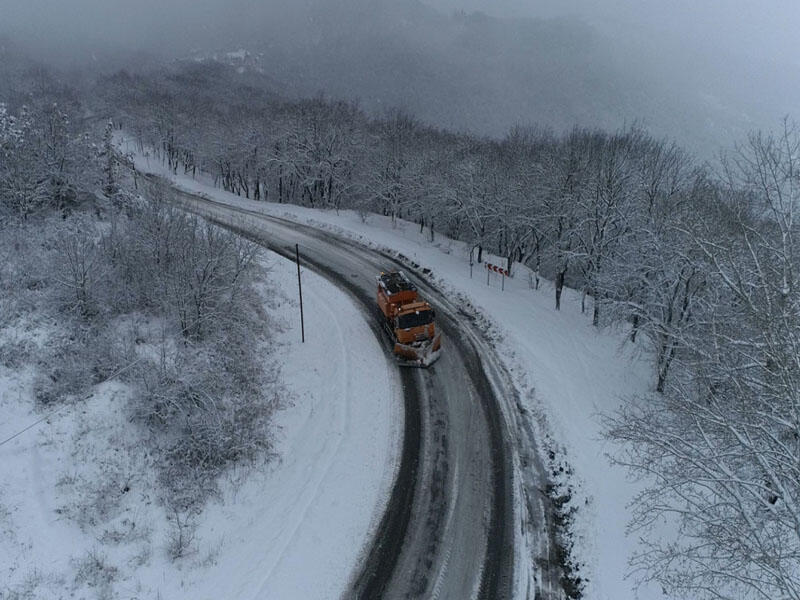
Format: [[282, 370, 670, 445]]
[[592, 296, 600, 326], [656, 338, 676, 393], [555, 270, 565, 311]]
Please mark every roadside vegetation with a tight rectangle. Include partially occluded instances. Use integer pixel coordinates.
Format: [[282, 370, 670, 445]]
[[0, 64, 281, 574]]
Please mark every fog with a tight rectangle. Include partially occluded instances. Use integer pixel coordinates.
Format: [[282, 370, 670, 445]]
[[2, 0, 798, 154], [429, 0, 800, 105], [429, 0, 799, 62]]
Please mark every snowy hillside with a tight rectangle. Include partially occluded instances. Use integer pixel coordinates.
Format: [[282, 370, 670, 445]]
[[122, 135, 665, 599], [2, 3, 799, 596], [0, 250, 400, 599]]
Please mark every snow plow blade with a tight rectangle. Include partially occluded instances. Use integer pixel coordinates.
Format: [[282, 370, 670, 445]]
[[394, 333, 442, 368]]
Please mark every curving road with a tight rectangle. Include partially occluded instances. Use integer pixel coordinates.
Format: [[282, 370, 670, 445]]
[[150, 175, 565, 600]]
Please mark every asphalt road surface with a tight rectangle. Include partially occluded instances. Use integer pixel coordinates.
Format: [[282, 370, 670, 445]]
[[151, 176, 566, 600]]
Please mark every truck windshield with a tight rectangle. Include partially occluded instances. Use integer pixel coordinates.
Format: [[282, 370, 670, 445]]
[[397, 310, 434, 329]]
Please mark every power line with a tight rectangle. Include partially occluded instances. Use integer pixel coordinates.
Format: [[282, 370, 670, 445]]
[[0, 351, 147, 448], [0, 309, 222, 448], [0, 199, 263, 449]]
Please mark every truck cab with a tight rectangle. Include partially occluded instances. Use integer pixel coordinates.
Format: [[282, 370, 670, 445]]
[[376, 271, 442, 366]]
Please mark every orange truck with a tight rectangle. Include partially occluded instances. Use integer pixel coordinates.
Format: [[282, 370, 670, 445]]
[[377, 270, 442, 367]]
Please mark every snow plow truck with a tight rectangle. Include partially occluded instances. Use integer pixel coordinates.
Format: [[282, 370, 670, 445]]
[[377, 270, 442, 367]]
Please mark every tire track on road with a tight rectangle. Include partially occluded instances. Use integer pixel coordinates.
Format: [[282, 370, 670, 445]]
[[151, 176, 517, 600]]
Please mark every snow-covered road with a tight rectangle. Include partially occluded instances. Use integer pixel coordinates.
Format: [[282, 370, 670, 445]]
[[124, 130, 666, 599], [158, 179, 537, 599]]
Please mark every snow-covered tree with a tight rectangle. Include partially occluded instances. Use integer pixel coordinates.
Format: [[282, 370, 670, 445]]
[[607, 120, 800, 600]]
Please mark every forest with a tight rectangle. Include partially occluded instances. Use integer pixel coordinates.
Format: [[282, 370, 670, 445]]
[[3, 53, 800, 599], [1, 61, 281, 563]]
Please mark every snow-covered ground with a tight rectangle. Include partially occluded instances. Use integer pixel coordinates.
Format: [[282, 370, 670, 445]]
[[120, 134, 664, 599], [0, 249, 401, 598]]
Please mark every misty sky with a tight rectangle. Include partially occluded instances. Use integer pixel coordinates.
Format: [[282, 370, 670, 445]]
[[1, 0, 798, 152], [427, 0, 800, 66], [4, 0, 798, 63]]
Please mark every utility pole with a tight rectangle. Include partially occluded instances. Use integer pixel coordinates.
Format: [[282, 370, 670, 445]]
[[295, 244, 305, 343]]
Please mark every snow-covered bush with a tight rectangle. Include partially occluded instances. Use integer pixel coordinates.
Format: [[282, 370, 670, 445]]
[[51, 222, 105, 318], [72, 549, 118, 600], [165, 506, 197, 560], [1, 141, 278, 530], [2, 191, 278, 511], [79, 191, 279, 509], [0, 101, 100, 221]]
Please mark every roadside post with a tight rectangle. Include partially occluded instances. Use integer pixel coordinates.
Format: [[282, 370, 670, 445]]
[[485, 262, 509, 291], [296, 243, 305, 343], [469, 245, 475, 279]]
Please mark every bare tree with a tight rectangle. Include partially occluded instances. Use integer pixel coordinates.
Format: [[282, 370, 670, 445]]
[[607, 121, 800, 600]]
